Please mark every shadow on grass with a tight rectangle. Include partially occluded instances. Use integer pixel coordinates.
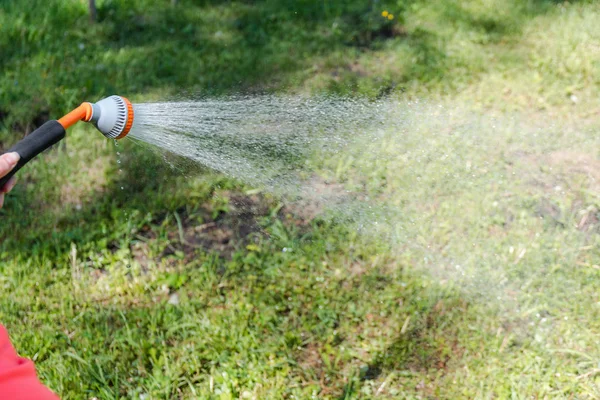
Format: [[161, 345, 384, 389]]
[[5, 232, 471, 398], [337, 295, 469, 398], [0, 0, 566, 133], [0, 0, 390, 130], [0, 142, 211, 254]]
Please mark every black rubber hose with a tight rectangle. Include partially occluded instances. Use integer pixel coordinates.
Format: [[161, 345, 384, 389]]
[[0, 120, 66, 188]]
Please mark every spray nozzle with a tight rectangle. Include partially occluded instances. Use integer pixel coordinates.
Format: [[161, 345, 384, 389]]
[[0, 95, 135, 189], [58, 95, 134, 139]]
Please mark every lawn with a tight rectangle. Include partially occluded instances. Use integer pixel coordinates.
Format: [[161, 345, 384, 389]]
[[1, 0, 600, 399]]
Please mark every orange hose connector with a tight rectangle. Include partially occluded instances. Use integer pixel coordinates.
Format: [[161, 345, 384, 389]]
[[58, 103, 93, 130]]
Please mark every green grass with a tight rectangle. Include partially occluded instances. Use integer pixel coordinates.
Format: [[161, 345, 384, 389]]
[[2, 0, 600, 398]]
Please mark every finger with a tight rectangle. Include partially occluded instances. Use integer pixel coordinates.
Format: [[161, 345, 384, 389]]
[[0, 193, 4, 209], [1, 176, 17, 193], [0, 152, 20, 178]]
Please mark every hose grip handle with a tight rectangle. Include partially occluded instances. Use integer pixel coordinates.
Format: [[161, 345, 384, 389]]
[[0, 120, 66, 188]]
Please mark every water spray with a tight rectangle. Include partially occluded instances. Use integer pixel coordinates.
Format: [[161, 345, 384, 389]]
[[0, 95, 134, 188]]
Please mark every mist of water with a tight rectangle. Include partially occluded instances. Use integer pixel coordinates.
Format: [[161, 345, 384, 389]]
[[130, 96, 388, 194], [126, 95, 598, 317]]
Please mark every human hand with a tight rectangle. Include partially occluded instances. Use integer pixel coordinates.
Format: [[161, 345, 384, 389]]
[[0, 152, 20, 208]]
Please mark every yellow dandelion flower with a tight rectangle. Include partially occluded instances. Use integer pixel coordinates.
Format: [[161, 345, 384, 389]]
[[388, 14, 394, 20], [381, 10, 389, 17]]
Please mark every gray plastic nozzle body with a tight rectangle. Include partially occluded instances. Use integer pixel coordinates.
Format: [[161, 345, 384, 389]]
[[90, 95, 129, 139]]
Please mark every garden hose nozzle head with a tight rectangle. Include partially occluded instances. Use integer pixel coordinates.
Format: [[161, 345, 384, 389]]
[[89, 95, 134, 139], [58, 95, 134, 139]]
